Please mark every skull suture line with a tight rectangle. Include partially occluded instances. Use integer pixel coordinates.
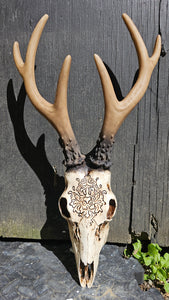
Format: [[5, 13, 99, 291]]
[[13, 14, 161, 287]]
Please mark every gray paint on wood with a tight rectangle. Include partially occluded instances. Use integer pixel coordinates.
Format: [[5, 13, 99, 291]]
[[131, 0, 169, 246], [0, 0, 168, 245]]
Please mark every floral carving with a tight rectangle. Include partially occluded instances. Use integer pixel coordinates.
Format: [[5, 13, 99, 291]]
[[68, 175, 107, 220]]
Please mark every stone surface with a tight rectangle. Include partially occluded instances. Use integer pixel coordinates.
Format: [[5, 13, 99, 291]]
[[0, 241, 163, 299]]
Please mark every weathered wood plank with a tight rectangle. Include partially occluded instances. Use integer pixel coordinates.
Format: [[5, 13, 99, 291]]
[[154, 0, 169, 246], [131, 0, 169, 246]]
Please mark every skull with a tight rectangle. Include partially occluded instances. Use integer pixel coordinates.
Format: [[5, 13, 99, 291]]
[[59, 166, 117, 287]]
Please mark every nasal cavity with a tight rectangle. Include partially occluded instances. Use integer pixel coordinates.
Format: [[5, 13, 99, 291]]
[[88, 262, 94, 280], [80, 260, 94, 281], [59, 197, 70, 218], [107, 199, 116, 220]]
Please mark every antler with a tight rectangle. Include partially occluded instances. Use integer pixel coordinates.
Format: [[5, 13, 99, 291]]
[[87, 13, 161, 168], [13, 14, 85, 168]]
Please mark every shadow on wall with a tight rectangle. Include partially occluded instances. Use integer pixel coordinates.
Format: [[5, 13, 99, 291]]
[[7, 79, 68, 240], [104, 62, 139, 101]]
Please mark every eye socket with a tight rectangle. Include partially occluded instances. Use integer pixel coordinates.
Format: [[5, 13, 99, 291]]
[[59, 197, 70, 218], [107, 199, 116, 220]]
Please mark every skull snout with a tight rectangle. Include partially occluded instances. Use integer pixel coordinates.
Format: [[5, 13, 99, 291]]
[[76, 221, 105, 288], [80, 260, 94, 288]]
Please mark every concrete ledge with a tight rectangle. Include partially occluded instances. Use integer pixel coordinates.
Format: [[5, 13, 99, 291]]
[[0, 242, 163, 299]]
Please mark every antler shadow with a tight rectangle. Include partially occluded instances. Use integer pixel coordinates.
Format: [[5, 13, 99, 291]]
[[7, 79, 67, 240], [6, 79, 82, 284], [104, 62, 139, 101]]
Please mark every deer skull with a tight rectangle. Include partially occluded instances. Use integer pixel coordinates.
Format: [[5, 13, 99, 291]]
[[59, 167, 117, 287], [13, 14, 161, 287]]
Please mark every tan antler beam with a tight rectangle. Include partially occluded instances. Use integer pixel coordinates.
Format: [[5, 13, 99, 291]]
[[94, 13, 161, 141], [13, 14, 85, 168]]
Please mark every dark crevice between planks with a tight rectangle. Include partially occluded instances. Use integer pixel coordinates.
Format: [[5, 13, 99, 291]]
[[128, 70, 139, 236], [156, 0, 162, 115], [153, 0, 163, 242], [129, 144, 136, 235]]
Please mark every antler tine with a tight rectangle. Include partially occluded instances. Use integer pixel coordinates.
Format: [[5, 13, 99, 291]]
[[121, 14, 161, 110], [94, 13, 161, 141], [13, 15, 85, 168]]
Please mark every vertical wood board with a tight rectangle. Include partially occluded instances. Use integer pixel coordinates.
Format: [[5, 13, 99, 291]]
[[131, 0, 169, 246]]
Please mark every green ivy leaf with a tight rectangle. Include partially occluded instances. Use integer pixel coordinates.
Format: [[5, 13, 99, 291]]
[[150, 273, 156, 281], [154, 243, 162, 251], [156, 268, 167, 282], [148, 243, 158, 254], [150, 265, 157, 274], [157, 253, 161, 264], [132, 240, 144, 263], [141, 252, 147, 258], [144, 274, 149, 281], [124, 248, 131, 258], [164, 282, 169, 293], [133, 251, 142, 260], [164, 261, 169, 268], [160, 257, 166, 267], [143, 255, 153, 266], [164, 253, 169, 260], [147, 244, 160, 263], [133, 240, 142, 252], [163, 253, 169, 268]]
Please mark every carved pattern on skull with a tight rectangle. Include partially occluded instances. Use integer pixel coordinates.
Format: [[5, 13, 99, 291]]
[[68, 175, 107, 221]]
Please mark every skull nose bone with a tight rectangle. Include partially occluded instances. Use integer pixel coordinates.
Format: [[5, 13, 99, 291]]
[[80, 260, 94, 286]]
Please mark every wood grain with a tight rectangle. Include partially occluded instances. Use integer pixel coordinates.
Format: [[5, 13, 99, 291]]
[[131, 0, 169, 246]]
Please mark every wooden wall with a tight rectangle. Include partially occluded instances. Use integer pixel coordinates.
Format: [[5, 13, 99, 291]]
[[0, 0, 168, 245]]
